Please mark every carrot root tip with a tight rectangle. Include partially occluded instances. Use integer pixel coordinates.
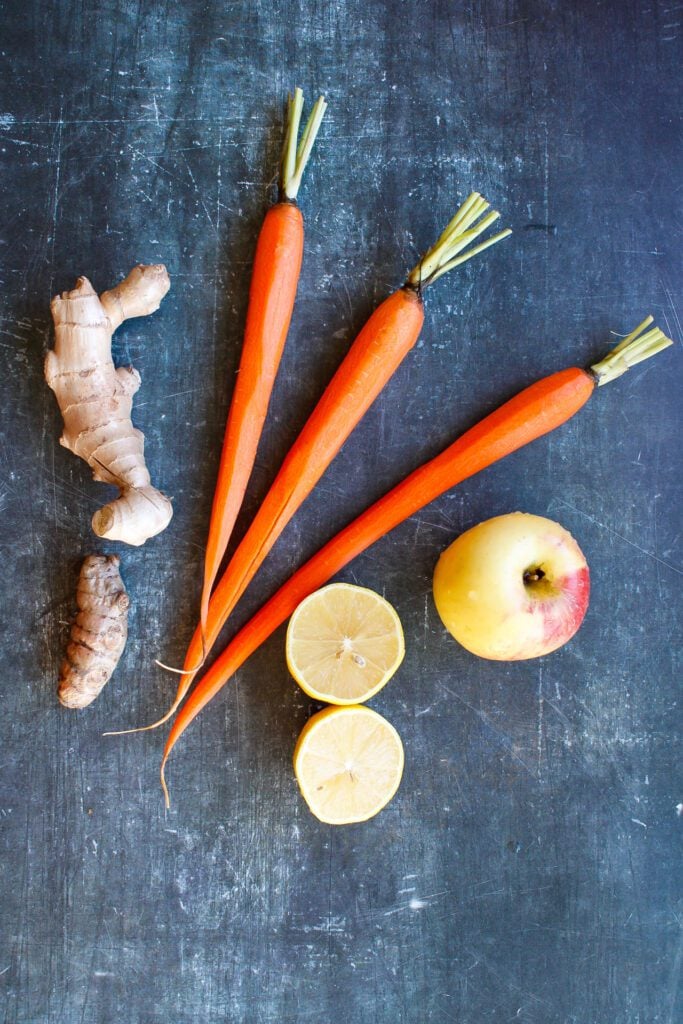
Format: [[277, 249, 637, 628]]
[[161, 764, 171, 810], [154, 657, 205, 676]]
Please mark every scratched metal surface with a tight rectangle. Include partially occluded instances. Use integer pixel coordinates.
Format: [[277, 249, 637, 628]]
[[0, 1, 681, 1022]]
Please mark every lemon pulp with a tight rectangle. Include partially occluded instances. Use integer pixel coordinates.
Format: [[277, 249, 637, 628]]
[[293, 705, 404, 824], [286, 583, 404, 704]]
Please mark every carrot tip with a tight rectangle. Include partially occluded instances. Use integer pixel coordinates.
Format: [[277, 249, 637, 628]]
[[161, 761, 171, 809], [154, 656, 205, 676], [102, 702, 178, 736]]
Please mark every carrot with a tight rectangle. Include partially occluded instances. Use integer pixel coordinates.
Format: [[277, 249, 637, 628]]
[[149, 191, 512, 724], [196, 89, 326, 652], [158, 317, 672, 804], [110, 90, 325, 735], [197, 200, 303, 637]]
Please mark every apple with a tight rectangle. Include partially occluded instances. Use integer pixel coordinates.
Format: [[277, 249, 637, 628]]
[[432, 512, 590, 660]]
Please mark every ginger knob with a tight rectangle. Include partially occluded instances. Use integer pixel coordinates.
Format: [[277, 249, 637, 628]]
[[58, 555, 129, 709], [45, 265, 173, 547]]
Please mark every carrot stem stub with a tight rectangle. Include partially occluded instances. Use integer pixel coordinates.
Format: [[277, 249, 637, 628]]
[[281, 89, 328, 201], [159, 318, 673, 806], [406, 192, 512, 288]]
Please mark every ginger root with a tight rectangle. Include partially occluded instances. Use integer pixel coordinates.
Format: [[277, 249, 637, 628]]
[[58, 555, 129, 709], [45, 265, 173, 546]]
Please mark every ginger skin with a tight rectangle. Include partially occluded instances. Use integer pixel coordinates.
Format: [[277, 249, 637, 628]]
[[58, 555, 129, 709], [45, 265, 173, 546]]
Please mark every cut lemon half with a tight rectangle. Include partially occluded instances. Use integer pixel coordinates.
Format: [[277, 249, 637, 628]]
[[293, 705, 404, 824], [285, 583, 405, 704]]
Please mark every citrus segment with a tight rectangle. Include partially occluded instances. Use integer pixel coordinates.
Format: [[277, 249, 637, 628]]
[[293, 705, 404, 824], [285, 583, 404, 704]]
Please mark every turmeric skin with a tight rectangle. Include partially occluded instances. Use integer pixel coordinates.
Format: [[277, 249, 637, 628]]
[[58, 555, 129, 709]]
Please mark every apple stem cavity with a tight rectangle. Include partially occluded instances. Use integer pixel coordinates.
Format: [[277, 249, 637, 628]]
[[406, 192, 512, 290], [589, 315, 674, 385], [523, 567, 546, 584]]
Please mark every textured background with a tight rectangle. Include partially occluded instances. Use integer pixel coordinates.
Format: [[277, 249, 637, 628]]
[[1, 1, 681, 1022]]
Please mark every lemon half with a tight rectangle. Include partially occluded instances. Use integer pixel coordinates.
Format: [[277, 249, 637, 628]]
[[293, 705, 404, 824], [285, 583, 405, 705]]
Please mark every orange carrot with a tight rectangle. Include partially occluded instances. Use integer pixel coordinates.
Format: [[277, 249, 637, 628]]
[[158, 317, 672, 804], [111, 91, 326, 736], [196, 88, 326, 656], [150, 192, 512, 725]]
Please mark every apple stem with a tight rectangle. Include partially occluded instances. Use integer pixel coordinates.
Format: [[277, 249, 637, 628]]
[[589, 316, 674, 385], [406, 192, 512, 289]]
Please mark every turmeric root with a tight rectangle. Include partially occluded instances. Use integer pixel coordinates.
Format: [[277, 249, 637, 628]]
[[58, 555, 129, 709], [45, 265, 173, 546]]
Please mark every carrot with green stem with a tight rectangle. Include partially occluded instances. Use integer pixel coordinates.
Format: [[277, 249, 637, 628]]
[[156, 317, 672, 805], [143, 192, 511, 726], [180, 87, 326, 667]]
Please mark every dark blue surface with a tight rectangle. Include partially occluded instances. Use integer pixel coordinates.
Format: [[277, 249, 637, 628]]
[[0, 2, 681, 1021]]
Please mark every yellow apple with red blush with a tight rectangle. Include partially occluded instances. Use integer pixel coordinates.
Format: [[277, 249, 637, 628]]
[[433, 512, 590, 660]]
